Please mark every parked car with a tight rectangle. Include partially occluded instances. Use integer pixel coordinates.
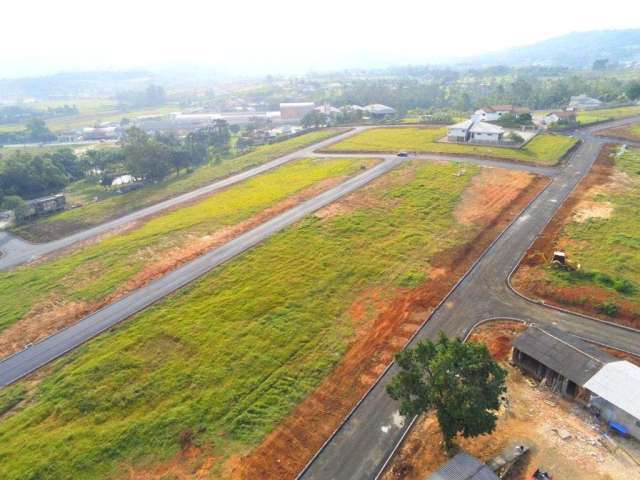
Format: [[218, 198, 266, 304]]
[[397, 151, 409, 157]]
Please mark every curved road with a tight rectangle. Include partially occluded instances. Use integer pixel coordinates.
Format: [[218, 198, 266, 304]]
[[298, 118, 640, 480], [0, 127, 366, 271]]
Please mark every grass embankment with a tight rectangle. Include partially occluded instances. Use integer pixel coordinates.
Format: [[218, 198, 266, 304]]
[[13, 129, 344, 241], [324, 127, 576, 165], [520, 147, 640, 322], [598, 122, 640, 142], [0, 157, 372, 335], [0, 160, 484, 479], [577, 105, 640, 125]]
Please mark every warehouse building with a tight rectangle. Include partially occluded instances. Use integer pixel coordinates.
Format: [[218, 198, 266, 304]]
[[280, 102, 315, 120]]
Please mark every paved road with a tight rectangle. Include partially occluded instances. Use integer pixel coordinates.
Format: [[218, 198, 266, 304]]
[[0, 156, 404, 386], [299, 121, 640, 480], [0, 127, 366, 271]]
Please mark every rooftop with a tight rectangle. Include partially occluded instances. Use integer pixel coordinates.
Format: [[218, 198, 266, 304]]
[[427, 452, 499, 480], [584, 361, 640, 420], [513, 325, 615, 386], [469, 121, 504, 134]]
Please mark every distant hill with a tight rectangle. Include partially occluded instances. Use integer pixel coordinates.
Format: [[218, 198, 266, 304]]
[[462, 29, 640, 68]]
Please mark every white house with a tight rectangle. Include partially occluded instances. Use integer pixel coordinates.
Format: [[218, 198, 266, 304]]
[[363, 104, 396, 117], [447, 119, 504, 144], [543, 111, 577, 126], [472, 105, 530, 122], [568, 94, 603, 110]]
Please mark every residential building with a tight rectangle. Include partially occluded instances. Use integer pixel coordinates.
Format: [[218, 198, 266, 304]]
[[447, 120, 505, 144], [280, 102, 315, 120], [427, 452, 499, 480], [543, 111, 577, 126], [363, 104, 396, 118], [568, 94, 603, 110], [512, 325, 640, 440], [472, 105, 530, 122]]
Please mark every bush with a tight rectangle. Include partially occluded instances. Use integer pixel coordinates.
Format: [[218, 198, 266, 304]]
[[597, 301, 618, 317], [1, 195, 29, 222]]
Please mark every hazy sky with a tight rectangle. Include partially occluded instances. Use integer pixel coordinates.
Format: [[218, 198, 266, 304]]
[[2, 0, 639, 77]]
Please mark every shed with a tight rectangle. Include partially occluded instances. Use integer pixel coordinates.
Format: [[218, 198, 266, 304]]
[[584, 361, 640, 440], [512, 325, 615, 398], [427, 452, 499, 480]]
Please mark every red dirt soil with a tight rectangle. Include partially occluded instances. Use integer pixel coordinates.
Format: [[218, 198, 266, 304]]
[[220, 169, 549, 480], [512, 145, 640, 329], [597, 124, 640, 143], [0, 177, 352, 358]]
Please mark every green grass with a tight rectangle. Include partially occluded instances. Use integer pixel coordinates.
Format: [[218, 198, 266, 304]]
[[0, 156, 373, 333], [324, 127, 577, 165], [0, 160, 486, 479], [577, 105, 640, 125], [543, 147, 640, 316], [14, 129, 345, 241]]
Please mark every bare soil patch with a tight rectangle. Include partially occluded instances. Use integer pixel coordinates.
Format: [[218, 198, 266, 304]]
[[598, 124, 640, 143], [0, 178, 347, 358], [223, 170, 548, 480], [381, 321, 638, 480], [512, 145, 640, 328]]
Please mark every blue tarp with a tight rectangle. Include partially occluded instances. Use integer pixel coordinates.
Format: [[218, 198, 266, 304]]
[[609, 421, 629, 435]]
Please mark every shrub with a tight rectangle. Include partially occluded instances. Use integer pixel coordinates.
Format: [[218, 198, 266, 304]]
[[597, 301, 618, 317]]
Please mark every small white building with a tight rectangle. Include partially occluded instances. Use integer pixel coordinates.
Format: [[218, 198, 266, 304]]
[[363, 104, 396, 117], [568, 94, 603, 110], [584, 361, 640, 440], [447, 119, 505, 144], [472, 105, 530, 122], [543, 111, 577, 126]]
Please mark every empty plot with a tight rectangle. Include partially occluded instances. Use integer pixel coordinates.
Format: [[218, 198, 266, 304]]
[[0, 160, 545, 480], [324, 126, 576, 165]]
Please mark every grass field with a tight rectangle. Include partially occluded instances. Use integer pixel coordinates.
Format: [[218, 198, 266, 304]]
[[13, 129, 344, 241], [598, 122, 640, 142], [0, 156, 373, 336], [0, 160, 490, 479], [577, 105, 640, 125], [516, 146, 640, 322], [324, 127, 577, 165]]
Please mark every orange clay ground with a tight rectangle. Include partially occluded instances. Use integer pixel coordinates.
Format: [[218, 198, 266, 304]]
[[597, 123, 640, 143], [381, 320, 640, 480], [512, 145, 640, 329], [215, 168, 549, 480]]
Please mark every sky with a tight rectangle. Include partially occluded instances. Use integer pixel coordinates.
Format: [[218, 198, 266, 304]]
[[1, 0, 639, 78]]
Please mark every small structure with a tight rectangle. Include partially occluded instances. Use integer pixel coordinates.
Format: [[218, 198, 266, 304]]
[[472, 105, 530, 122], [584, 361, 640, 440], [427, 452, 499, 480], [363, 104, 396, 118], [552, 250, 566, 266], [543, 111, 577, 126], [314, 104, 341, 117], [568, 94, 603, 110], [513, 325, 640, 440], [25, 194, 66, 218], [81, 126, 122, 141], [447, 120, 504, 144], [279, 102, 315, 120]]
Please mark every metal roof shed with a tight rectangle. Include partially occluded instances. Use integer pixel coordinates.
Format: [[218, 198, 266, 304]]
[[512, 325, 615, 386], [427, 452, 499, 480], [584, 361, 640, 420]]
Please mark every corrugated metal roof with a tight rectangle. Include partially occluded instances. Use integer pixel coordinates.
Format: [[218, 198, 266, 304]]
[[427, 452, 499, 480], [513, 325, 615, 386], [584, 361, 640, 420], [469, 121, 504, 134]]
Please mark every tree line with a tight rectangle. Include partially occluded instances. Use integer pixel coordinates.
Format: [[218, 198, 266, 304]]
[[0, 120, 231, 218]]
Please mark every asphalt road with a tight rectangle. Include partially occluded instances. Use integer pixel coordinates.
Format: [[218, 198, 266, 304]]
[[298, 119, 640, 480], [0, 127, 366, 271], [0, 155, 403, 386]]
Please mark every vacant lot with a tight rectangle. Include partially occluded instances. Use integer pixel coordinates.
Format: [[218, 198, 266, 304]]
[[597, 122, 640, 142], [323, 127, 577, 165], [0, 157, 374, 354], [514, 145, 640, 328], [14, 129, 344, 241], [578, 105, 640, 125], [0, 160, 545, 480], [383, 321, 636, 480]]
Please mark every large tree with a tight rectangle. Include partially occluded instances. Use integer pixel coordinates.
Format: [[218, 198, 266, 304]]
[[626, 81, 640, 101], [387, 333, 506, 451]]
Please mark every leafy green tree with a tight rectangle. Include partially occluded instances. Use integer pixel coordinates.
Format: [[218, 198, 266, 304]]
[[302, 111, 327, 128], [387, 334, 506, 451], [122, 128, 171, 181], [625, 81, 640, 101], [1, 195, 30, 222], [23, 118, 56, 143]]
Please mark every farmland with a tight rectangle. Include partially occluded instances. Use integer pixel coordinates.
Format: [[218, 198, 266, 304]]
[[513, 145, 640, 328], [577, 105, 640, 125], [13, 129, 344, 241], [323, 126, 577, 165], [0, 160, 545, 479], [0, 156, 374, 352]]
